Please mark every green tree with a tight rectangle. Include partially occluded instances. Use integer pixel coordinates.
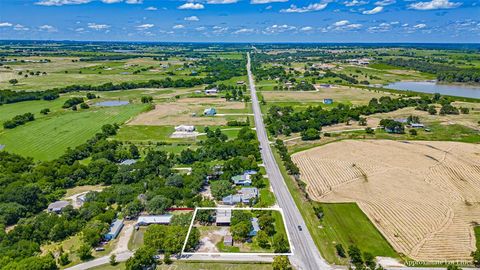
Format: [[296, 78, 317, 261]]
[[301, 128, 320, 141], [363, 252, 376, 269], [40, 108, 50, 115], [409, 129, 417, 136], [58, 252, 70, 266], [447, 265, 462, 270], [428, 105, 437, 115], [472, 249, 480, 267], [109, 254, 117, 266], [231, 221, 252, 241], [146, 195, 172, 214], [77, 244, 92, 261], [272, 255, 291, 270], [126, 247, 156, 270], [9, 79, 18, 85], [273, 234, 289, 253], [163, 252, 172, 264], [335, 243, 346, 258], [256, 230, 271, 249], [210, 180, 234, 200]]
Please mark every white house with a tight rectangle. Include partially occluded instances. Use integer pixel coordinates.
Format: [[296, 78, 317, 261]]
[[175, 125, 195, 132], [205, 88, 218, 95], [137, 215, 173, 226]]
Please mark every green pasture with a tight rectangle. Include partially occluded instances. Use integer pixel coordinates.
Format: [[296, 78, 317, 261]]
[[0, 103, 148, 160]]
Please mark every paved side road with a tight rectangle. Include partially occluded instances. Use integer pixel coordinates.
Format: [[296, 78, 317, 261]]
[[247, 53, 333, 270]]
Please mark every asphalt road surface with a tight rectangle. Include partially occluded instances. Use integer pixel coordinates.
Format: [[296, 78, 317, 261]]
[[247, 53, 333, 270]]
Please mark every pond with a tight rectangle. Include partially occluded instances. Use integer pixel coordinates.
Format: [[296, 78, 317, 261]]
[[385, 81, 480, 99], [94, 101, 130, 107]]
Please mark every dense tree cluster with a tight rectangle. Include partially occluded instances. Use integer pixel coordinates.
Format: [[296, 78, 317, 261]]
[[2, 112, 35, 129], [266, 96, 434, 137], [0, 89, 59, 105], [381, 58, 480, 83]]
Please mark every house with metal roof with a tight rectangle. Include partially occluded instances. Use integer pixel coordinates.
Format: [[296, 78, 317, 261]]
[[222, 187, 259, 205], [203, 107, 217, 116], [105, 219, 124, 241], [205, 88, 218, 95], [137, 215, 173, 226], [47, 201, 70, 214], [215, 209, 231, 226], [231, 170, 257, 186], [249, 217, 260, 237]]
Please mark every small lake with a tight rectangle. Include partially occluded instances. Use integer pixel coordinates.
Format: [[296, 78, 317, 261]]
[[94, 101, 130, 107], [385, 81, 480, 99]]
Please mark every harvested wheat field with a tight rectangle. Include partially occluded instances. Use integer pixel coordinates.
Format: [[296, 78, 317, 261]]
[[292, 140, 480, 261]]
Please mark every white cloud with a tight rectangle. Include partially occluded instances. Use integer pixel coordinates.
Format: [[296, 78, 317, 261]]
[[35, 0, 91, 6], [178, 2, 205, 9], [413, 23, 427, 28], [13, 24, 29, 31], [207, 0, 239, 3], [173, 24, 185, 29], [136, 24, 154, 30], [375, 0, 395, 6], [212, 26, 229, 34], [233, 28, 254, 34], [184, 16, 200, 21], [409, 0, 461, 10], [362, 6, 383, 14], [344, 0, 368, 7], [75, 27, 85, 32], [300, 26, 314, 31], [39, 24, 57, 32], [263, 24, 296, 34], [281, 3, 328, 13], [251, 0, 288, 3], [334, 20, 350, 26], [145, 6, 157, 10], [125, 0, 142, 3], [101, 0, 122, 3], [195, 26, 206, 31], [0, 22, 13, 27], [87, 23, 110, 30], [328, 20, 362, 31]]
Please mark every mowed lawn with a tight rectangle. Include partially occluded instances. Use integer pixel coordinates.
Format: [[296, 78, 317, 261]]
[[316, 203, 399, 262], [0, 104, 147, 160], [90, 262, 272, 270]]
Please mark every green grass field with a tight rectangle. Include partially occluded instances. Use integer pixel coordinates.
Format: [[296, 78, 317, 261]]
[[0, 104, 148, 160], [475, 226, 480, 250]]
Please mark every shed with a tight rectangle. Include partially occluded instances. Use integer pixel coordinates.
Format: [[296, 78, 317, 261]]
[[216, 209, 231, 226], [224, 235, 233, 246], [105, 219, 124, 241], [137, 215, 173, 226], [203, 108, 217, 116], [47, 201, 70, 214], [205, 88, 218, 95], [323, 98, 333, 105]]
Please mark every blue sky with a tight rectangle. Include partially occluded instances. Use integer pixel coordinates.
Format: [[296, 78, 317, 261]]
[[0, 0, 479, 42]]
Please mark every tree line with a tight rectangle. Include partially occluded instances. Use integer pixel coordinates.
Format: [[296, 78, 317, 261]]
[[2, 113, 35, 129]]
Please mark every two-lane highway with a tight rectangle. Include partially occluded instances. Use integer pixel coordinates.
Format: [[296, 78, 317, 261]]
[[247, 53, 332, 270]]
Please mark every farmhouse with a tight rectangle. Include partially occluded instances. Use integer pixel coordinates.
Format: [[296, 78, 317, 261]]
[[104, 219, 124, 241], [203, 108, 217, 116], [323, 98, 333, 105], [215, 209, 231, 226], [47, 201, 70, 214], [222, 188, 258, 205], [175, 125, 195, 132], [205, 88, 218, 95], [231, 170, 257, 186], [137, 215, 173, 226]]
